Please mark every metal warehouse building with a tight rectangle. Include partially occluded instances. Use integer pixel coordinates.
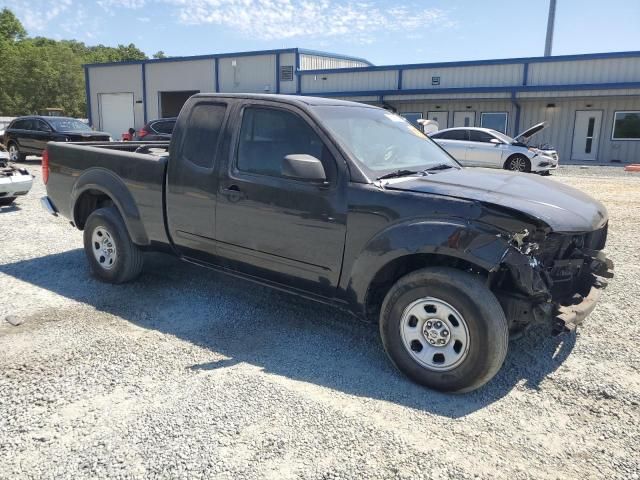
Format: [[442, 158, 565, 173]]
[[85, 48, 640, 163]]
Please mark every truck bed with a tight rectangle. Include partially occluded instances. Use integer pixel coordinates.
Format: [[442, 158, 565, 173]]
[[46, 141, 171, 246]]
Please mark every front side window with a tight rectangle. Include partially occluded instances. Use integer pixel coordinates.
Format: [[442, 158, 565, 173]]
[[480, 112, 508, 134], [153, 120, 176, 134], [313, 106, 458, 175], [612, 111, 640, 140], [469, 130, 497, 143], [236, 107, 330, 178], [181, 103, 227, 168], [35, 120, 52, 132]]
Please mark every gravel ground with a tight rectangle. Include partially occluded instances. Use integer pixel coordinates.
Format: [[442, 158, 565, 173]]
[[1, 164, 639, 480]]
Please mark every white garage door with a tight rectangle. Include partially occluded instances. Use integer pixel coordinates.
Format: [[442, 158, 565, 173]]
[[99, 93, 134, 138]]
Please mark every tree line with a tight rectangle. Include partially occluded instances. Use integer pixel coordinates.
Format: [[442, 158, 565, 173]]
[[0, 8, 164, 118]]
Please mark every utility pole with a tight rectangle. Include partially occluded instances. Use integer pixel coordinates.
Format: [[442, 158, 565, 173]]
[[544, 0, 557, 56]]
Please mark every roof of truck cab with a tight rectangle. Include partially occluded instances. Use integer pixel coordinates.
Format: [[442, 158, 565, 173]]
[[190, 93, 378, 108]]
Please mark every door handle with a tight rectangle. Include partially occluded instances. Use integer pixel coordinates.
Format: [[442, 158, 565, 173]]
[[222, 185, 246, 201]]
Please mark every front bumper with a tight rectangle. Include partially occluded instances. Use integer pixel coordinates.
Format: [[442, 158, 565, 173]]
[[0, 172, 33, 197], [553, 253, 614, 334]]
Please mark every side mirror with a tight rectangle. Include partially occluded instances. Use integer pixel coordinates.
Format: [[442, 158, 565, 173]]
[[282, 154, 326, 182], [490, 138, 502, 145]]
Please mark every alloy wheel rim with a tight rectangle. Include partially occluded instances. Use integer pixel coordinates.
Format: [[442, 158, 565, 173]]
[[399, 297, 470, 371], [91, 226, 117, 270], [511, 157, 526, 171], [8, 145, 18, 161]]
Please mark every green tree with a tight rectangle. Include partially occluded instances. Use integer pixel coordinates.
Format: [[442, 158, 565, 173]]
[[0, 9, 148, 118], [0, 8, 26, 42], [153, 51, 167, 59]]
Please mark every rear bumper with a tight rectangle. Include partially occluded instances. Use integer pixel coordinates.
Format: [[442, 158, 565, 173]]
[[553, 254, 614, 334], [41, 196, 58, 216], [0, 173, 33, 197]]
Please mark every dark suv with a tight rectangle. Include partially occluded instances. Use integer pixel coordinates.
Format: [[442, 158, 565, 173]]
[[4, 116, 111, 161], [134, 118, 176, 141]]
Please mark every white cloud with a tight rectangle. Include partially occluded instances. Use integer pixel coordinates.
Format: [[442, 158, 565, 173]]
[[10, 0, 74, 31], [167, 0, 453, 42]]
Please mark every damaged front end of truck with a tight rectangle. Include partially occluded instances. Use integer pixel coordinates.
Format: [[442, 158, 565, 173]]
[[491, 224, 614, 336]]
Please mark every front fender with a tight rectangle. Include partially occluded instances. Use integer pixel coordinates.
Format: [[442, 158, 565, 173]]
[[70, 167, 149, 245], [343, 219, 513, 316]]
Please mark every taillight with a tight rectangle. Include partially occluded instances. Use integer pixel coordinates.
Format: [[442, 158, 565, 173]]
[[42, 148, 49, 184], [138, 129, 149, 138]]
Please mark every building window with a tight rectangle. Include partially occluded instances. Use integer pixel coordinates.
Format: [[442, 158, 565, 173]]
[[480, 112, 508, 134], [400, 112, 423, 128], [612, 111, 640, 140]]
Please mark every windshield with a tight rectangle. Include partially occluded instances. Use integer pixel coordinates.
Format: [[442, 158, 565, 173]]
[[47, 118, 92, 132], [312, 105, 459, 176]]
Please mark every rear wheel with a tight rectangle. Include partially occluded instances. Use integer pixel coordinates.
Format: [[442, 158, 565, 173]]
[[0, 196, 16, 206], [83, 206, 144, 283], [7, 142, 26, 162], [379, 267, 509, 393], [505, 154, 531, 172]]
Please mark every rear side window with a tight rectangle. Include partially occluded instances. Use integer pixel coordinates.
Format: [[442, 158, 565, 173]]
[[435, 129, 468, 141], [11, 119, 28, 130], [181, 104, 226, 168], [469, 130, 496, 143], [236, 107, 330, 178]]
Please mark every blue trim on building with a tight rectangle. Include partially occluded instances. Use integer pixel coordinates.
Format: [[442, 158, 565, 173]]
[[275, 53, 280, 94], [141, 63, 147, 123], [522, 63, 529, 86], [84, 67, 92, 126], [511, 92, 521, 136], [214, 57, 220, 92], [397, 69, 403, 90], [295, 49, 301, 95], [298, 50, 640, 76], [302, 81, 640, 99]]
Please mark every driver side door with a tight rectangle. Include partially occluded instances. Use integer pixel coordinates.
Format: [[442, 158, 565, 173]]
[[214, 103, 348, 296], [467, 130, 506, 168]]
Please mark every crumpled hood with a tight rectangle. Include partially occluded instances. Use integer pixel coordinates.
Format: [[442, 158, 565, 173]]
[[385, 168, 608, 232]]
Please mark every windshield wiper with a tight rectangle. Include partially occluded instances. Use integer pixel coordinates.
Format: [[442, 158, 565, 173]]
[[376, 169, 420, 180], [423, 163, 454, 172]]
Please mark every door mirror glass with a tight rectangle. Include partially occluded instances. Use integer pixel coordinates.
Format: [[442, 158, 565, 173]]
[[282, 154, 326, 182], [490, 138, 501, 144]]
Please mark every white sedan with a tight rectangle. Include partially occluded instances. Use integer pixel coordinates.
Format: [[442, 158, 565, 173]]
[[429, 123, 558, 173]]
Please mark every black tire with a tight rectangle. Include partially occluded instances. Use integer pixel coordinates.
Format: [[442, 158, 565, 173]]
[[379, 267, 509, 393], [83, 206, 144, 283], [7, 142, 26, 162], [0, 196, 16, 206], [504, 154, 531, 172]]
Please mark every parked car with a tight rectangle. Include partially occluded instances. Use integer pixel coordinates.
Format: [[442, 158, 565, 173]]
[[134, 118, 177, 141], [41, 94, 613, 393], [3, 116, 111, 161], [429, 123, 558, 173], [0, 144, 33, 206]]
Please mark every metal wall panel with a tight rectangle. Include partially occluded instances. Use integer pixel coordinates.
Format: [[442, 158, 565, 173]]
[[518, 96, 640, 163], [278, 52, 297, 94], [88, 64, 143, 129], [527, 58, 640, 85], [402, 64, 523, 89], [299, 54, 368, 70], [145, 59, 215, 120], [218, 54, 276, 93], [301, 70, 398, 93]]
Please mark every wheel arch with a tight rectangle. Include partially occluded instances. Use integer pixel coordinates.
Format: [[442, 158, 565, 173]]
[[71, 168, 150, 245], [342, 220, 512, 322]]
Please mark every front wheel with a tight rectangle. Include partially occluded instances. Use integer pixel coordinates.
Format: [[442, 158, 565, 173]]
[[7, 142, 26, 162], [379, 267, 509, 393], [83, 206, 144, 283], [505, 154, 531, 172]]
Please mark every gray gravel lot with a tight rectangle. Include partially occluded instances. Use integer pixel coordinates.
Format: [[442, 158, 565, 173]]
[[1, 164, 639, 479]]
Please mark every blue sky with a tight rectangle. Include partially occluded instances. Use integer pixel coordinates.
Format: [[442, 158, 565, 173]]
[[3, 0, 640, 65]]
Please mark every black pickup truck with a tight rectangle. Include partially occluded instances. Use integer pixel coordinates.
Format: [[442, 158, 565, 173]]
[[42, 94, 613, 393]]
